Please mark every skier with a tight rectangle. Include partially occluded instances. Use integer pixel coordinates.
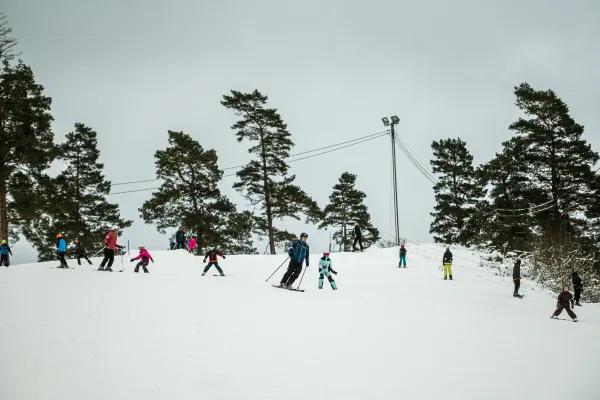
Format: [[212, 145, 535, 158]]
[[202, 246, 226, 276], [572, 272, 583, 306], [188, 236, 197, 255], [130, 244, 154, 273], [75, 238, 92, 265], [551, 285, 578, 322], [442, 247, 453, 280], [318, 251, 337, 290], [169, 236, 175, 250], [399, 244, 407, 268], [512, 259, 522, 298], [0, 239, 12, 267], [175, 226, 187, 249], [56, 233, 69, 268], [280, 232, 310, 288], [353, 225, 364, 252], [98, 226, 123, 272]]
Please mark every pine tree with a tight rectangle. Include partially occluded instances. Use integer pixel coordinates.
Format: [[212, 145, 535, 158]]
[[139, 131, 255, 254], [478, 139, 539, 252], [23, 123, 132, 261], [430, 138, 484, 245], [319, 172, 380, 251], [221, 90, 321, 254], [0, 59, 55, 245], [508, 82, 599, 236]]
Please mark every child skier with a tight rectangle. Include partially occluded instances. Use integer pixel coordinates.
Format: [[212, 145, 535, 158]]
[[0, 239, 12, 267], [130, 244, 154, 273], [56, 233, 69, 268], [551, 285, 577, 322], [399, 244, 407, 268], [442, 247, 453, 280], [188, 236, 197, 255], [318, 251, 338, 290], [75, 238, 92, 265], [202, 246, 226, 276]]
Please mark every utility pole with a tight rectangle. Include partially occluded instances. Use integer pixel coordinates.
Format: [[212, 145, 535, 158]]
[[382, 116, 400, 245]]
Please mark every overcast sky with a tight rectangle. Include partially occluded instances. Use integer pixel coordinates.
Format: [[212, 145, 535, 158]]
[[5, 0, 600, 264]]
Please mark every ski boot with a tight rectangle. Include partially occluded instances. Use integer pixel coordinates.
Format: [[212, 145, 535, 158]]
[[576, 302, 582, 307], [97, 267, 105, 271], [219, 273, 225, 276], [201, 272, 206, 276], [550, 315, 558, 319], [106, 267, 113, 272]]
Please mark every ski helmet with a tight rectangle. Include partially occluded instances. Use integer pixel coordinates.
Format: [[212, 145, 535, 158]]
[[300, 232, 308, 239], [1, 239, 6, 244], [209, 245, 215, 250], [323, 251, 330, 257], [139, 244, 145, 249], [112, 226, 119, 231], [57, 233, 63, 238]]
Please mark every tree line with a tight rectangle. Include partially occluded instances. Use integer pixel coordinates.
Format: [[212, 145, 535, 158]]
[[429, 83, 600, 297], [0, 15, 379, 260]]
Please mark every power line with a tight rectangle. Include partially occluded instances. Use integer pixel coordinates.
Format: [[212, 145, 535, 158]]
[[109, 132, 388, 195], [111, 129, 390, 187], [394, 137, 438, 184]]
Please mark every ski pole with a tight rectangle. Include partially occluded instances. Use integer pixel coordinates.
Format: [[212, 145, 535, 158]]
[[265, 256, 290, 282], [91, 247, 105, 258], [297, 265, 309, 290]]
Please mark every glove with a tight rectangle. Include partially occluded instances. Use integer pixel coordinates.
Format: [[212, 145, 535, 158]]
[[333, 271, 338, 275], [223, 256, 226, 259], [130, 259, 134, 262], [104, 245, 109, 249], [203, 259, 206, 263]]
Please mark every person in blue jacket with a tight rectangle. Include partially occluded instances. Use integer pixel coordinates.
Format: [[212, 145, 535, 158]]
[[1, 239, 13, 267], [56, 233, 69, 268], [279, 232, 310, 288]]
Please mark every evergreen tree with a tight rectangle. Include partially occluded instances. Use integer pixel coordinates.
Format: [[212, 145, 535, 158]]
[[140, 131, 255, 254], [508, 82, 599, 236], [478, 138, 539, 252], [221, 90, 321, 254], [430, 138, 484, 245], [319, 172, 380, 251], [23, 123, 132, 261], [0, 59, 55, 244]]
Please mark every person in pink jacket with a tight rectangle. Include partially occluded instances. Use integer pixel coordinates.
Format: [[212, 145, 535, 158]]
[[188, 236, 197, 255], [130, 244, 154, 273]]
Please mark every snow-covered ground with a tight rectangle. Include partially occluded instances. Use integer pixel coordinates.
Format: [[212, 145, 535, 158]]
[[1, 245, 599, 400]]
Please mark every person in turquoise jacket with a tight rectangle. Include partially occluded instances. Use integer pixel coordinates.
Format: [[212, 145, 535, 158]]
[[56, 233, 69, 268], [318, 251, 338, 290], [399, 244, 407, 268]]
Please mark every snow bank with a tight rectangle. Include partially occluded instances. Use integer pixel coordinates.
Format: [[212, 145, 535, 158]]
[[1, 246, 599, 400]]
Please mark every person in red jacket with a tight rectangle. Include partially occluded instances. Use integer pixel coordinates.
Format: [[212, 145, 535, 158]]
[[98, 226, 123, 272], [550, 285, 578, 322]]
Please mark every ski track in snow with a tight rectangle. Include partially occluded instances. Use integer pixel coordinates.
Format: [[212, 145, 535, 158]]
[[1, 245, 599, 400]]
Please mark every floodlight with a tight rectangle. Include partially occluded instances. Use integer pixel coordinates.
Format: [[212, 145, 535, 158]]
[[381, 117, 390, 126], [391, 115, 400, 124]]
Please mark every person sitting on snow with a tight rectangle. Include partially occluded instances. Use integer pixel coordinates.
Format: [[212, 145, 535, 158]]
[[318, 251, 338, 290]]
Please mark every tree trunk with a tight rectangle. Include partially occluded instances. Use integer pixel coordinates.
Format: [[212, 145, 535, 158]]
[[259, 131, 275, 254], [0, 176, 7, 241]]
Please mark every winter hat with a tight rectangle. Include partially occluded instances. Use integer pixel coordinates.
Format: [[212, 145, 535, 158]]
[[111, 226, 119, 231], [209, 245, 215, 250], [139, 244, 145, 249], [57, 233, 63, 238], [300, 232, 308, 239], [446, 247, 450, 251], [401, 244, 405, 248]]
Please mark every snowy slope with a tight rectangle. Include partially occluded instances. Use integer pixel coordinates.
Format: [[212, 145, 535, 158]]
[[1, 246, 599, 400]]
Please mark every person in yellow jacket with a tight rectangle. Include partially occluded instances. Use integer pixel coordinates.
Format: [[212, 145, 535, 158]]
[[442, 247, 453, 280]]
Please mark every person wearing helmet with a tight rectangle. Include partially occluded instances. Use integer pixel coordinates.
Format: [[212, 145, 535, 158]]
[[318, 251, 337, 290], [399, 244, 407, 268], [75, 238, 92, 266], [98, 226, 123, 272], [279, 233, 310, 288], [56, 233, 69, 268], [202, 245, 226, 276], [1, 239, 13, 267], [130, 244, 154, 273], [442, 247, 453, 280]]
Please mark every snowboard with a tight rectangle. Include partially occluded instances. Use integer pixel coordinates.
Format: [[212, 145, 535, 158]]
[[272, 284, 305, 292]]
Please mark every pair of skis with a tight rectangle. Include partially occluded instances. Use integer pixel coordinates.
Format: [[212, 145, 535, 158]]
[[272, 284, 305, 292]]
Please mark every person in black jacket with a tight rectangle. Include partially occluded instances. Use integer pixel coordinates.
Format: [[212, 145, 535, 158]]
[[175, 226, 187, 250], [551, 285, 577, 322], [442, 247, 453, 280], [512, 259, 522, 298], [353, 225, 364, 252], [75, 238, 93, 265], [202, 246, 226, 276], [572, 272, 583, 306]]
